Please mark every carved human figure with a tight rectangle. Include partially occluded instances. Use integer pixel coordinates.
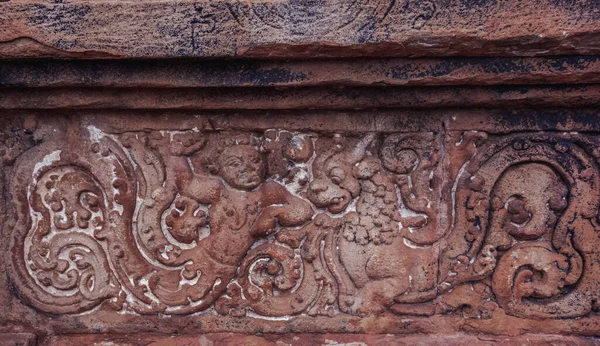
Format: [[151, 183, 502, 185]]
[[10, 125, 600, 321], [130, 135, 314, 310]]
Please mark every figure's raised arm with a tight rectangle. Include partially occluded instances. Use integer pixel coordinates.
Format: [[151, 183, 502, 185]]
[[250, 183, 314, 237], [180, 174, 222, 204]]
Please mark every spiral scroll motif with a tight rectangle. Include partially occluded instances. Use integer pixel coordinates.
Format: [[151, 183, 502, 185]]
[[7, 134, 134, 314], [440, 134, 600, 319], [7, 126, 600, 320]]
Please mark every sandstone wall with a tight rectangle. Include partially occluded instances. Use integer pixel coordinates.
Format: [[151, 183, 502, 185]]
[[2, 1, 600, 345]]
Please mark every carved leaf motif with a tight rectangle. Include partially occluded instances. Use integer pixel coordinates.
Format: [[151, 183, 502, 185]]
[[6, 127, 600, 321]]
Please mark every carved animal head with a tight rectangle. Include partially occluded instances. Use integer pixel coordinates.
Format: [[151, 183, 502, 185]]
[[307, 134, 375, 213], [306, 177, 353, 214]]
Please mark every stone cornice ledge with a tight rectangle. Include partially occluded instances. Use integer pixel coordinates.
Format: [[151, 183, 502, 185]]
[[1, 0, 600, 59]]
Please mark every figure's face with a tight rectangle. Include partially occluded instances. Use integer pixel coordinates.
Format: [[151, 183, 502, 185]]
[[219, 146, 266, 190]]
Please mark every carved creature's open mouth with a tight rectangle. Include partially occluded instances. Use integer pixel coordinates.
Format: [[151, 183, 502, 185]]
[[307, 179, 353, 214], [330, 196, 344, 205], [327, 190, 351, 214]]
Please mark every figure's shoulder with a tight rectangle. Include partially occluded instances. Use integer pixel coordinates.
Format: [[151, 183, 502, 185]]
[[261, 180, 284, 189], [185, 174, 223, 201], [259, 180, 289, 195]]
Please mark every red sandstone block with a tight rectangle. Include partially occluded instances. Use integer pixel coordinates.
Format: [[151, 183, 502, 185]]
[[1, 1, 600, 59], [0, 333, 36, 346]]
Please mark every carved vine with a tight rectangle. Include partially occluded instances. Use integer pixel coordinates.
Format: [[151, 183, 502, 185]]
[[5, 126, 600, 320]]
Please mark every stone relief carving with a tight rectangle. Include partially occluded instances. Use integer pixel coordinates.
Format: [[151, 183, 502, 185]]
[[6, 125, 600, 321], [439, 133, 600, 319]]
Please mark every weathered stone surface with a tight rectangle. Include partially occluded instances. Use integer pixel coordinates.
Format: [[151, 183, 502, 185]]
[[3, 110, 600, 343], [48, 333, 600, 345], [0, 333, 37, 346], [4, 85, 600, 110], [3, 1, 600, 344], [1, 0, 600, 59], [3, 56, 600, 88]]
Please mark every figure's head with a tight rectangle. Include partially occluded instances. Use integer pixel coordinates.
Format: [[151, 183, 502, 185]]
[[218, 145, 266, 191]]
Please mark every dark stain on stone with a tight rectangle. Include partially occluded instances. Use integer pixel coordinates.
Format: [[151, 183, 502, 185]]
[[236, 64, 309, 85], [391, 57, 534, 80], [457, 0, 498, 7], [27, 4, 93, 35], [391, 56, 599, 80], [0, 60, 309, 87], [496, 109, 600, 132], [547, 56, 598, 72]]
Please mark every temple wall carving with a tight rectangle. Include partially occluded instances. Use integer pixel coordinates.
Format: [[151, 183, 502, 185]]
[[3, 110, 600, 343], [3, 1, 600, 343]]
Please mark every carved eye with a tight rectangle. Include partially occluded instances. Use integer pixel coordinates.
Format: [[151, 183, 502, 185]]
[[251, 156, 261, 164], [228, 159, 241, 168], [329, 167, 345, 185]]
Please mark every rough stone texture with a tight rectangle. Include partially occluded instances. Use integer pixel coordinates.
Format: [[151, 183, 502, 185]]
[[3, 1, 600, 345], [3, 111, 600, 345], [3, 56, 600, 88], [0, 333, 37, 346], [46, 334, 600, 346], [2, 0, 600, 59]]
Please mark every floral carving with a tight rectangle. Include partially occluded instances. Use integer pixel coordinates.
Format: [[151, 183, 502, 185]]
[[5, 125, 600, 322], [440, 133, 600, 319]]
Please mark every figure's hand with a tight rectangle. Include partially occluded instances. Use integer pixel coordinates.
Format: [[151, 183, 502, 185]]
[[170, 132, 207, 156], [165, 196, 207, 244]]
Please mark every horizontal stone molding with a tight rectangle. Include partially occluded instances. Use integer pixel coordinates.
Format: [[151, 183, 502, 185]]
[[2, 85, 600, 110], [47, 333, 600, 345], [2, 56, 600, 88]]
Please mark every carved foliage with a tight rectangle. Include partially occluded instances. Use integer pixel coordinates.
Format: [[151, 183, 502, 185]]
[[440, 133, 600, 319], [5, 126, 600, 321]]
